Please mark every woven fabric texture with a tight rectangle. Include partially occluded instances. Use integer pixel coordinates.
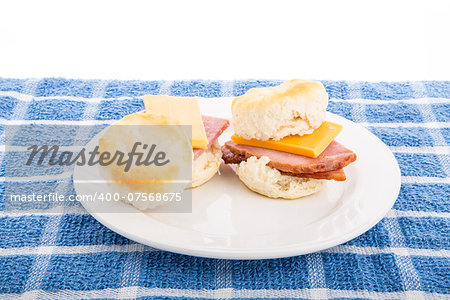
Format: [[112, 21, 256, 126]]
[[0, 78, 449, 299]]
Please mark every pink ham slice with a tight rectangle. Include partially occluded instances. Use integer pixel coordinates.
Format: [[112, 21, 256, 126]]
[[193, 116, 230, 159], [224, 140, 356, 174], [221, 146, 348, 181], [280, 168, 347, 181]]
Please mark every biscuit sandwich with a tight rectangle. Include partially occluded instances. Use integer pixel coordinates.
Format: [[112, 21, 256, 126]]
[[97, 95, 230, 211], [222, 79, 357, 199]]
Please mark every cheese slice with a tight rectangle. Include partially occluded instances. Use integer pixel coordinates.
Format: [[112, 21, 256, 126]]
[[143, 95, 208, 149], [231, 121, 343, 158]]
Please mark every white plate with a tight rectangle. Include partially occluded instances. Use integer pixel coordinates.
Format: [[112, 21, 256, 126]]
[[74, 98, 401, 259]]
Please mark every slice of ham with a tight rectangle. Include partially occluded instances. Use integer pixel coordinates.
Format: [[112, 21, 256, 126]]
[[221, 146, 349, 181], [223, 140, 356, 174], [193, 116, 230, 159], [280, 169, 346, 181]]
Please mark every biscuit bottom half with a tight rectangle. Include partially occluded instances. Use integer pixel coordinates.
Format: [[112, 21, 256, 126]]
[[236, 156, 326, 199]]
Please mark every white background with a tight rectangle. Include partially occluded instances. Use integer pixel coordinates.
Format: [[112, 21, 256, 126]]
[[0, 0, 449, 81]]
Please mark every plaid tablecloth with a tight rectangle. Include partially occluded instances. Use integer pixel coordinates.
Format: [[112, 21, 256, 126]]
[[0, 78, 448, 299]]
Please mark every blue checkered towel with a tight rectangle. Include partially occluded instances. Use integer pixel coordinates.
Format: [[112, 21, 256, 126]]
[[0, 78, 449, 299]]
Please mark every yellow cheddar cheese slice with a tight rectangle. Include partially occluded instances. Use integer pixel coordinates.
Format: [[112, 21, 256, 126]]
[[143, 95, 208, 149], [231, 121, 343, 158]]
